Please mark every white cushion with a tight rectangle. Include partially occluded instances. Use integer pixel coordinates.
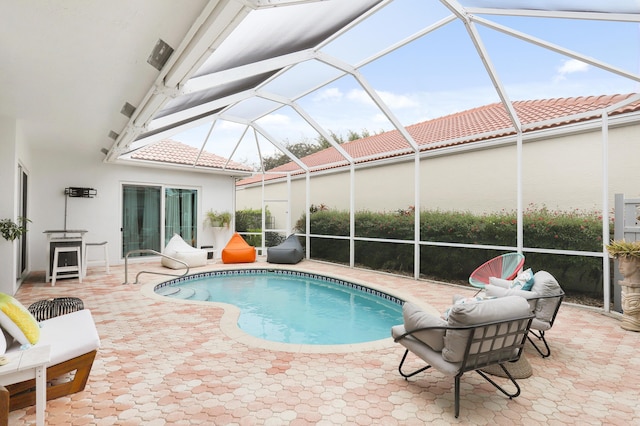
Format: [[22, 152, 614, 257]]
[[6, 309, 101, 366], [488, 277, 512, 288], [402, 302, 447, 351], [530, 271, 563, 322], [162, 234, 208, 269], [442, 296, 530, 363]]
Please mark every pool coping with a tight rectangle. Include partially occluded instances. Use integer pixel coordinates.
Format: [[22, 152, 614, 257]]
[[140, 262, 439, 354]]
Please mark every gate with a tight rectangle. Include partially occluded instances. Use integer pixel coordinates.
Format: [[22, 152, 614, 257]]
[[613, 194, 640, 312]]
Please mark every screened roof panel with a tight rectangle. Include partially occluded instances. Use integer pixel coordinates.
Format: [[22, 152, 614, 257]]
[[259, 60, 345, 100], [459, 0, 640, 14], [110, 0, 639, 168], [320, 0, 451, 66]]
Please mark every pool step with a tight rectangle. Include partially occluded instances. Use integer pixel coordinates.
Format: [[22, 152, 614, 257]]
[[161, 286, 210, 301], [168, 287, 195, 299], [189, 288, 210, 301]]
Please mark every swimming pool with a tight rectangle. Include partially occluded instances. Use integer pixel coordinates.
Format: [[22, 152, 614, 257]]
[[154, 269, 404, 345]]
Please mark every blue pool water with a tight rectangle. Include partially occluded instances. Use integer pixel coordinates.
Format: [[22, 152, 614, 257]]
[[154, 269, 404, 345]]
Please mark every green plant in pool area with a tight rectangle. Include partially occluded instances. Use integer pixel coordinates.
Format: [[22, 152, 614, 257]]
[[0, 217, 31, 241], [205, 210, 232, 228]]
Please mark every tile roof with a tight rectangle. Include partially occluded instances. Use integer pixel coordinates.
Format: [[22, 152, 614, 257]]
[[130, 139, 253, 172], [238, 93, 640, 186]]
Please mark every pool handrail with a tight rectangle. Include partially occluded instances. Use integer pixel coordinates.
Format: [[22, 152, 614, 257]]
[[123, 249, 189, 284]]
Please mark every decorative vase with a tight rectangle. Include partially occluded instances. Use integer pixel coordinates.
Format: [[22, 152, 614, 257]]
[[212, 227, 229, 260]]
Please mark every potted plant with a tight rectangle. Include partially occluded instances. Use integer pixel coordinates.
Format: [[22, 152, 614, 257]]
[[606, 239, 640, 331], [0, 217, 31, 241], [606, 239, 640, 260], [205, 210, 232, 228]]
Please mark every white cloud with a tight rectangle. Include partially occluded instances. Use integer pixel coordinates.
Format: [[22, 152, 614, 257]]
[[256, 113, 291, 126], [345, 88, 419, 110], [378, 91, 420, 109], [554, 59, 589, 82], [313, 87, 343, 102]]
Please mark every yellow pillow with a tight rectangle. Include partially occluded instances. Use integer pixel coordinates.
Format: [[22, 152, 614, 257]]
[[0, 293, 40, 345]]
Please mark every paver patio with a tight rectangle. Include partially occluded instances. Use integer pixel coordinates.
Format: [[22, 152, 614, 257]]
[[9, 259, 640, 425]]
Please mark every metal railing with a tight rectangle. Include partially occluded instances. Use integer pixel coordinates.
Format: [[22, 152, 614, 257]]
[[123, 249, 189, 284]]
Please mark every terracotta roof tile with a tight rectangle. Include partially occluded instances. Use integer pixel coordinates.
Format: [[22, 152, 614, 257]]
[[131, 139, 252, 172], [238, 93, 639, 186]]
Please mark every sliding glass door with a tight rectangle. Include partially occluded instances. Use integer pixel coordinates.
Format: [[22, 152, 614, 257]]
[[122, 185, 198, 258], [164, 188, 197, 247]]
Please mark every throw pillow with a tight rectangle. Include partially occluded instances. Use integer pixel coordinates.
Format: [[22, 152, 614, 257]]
[[0, 293, 40, 345], [402, 302, 447, 351], [510, 268, 535, 291]]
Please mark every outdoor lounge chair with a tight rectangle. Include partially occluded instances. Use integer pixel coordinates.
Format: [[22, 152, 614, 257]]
[[222, 233, 256, 264], [267, 234, 304, 264], [4, 308, 101, 410], [485, 270, 564, 357], [391, 296, 534, 418]]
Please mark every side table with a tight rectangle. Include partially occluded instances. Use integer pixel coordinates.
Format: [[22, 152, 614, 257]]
[[0, 345, 50, 426]]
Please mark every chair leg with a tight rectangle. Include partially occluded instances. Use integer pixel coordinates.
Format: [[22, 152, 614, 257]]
[[397, 349, 432, 379], [475, 365, 522, 399], [527, 330, 551, 357], [51, 250, 59, 286], [454, 375, 461, 418]]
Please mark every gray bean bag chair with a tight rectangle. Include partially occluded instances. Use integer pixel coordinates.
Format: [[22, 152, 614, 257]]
[[267, 234, 304, 264]]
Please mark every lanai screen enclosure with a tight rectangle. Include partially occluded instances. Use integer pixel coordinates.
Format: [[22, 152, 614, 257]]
[[104, 1, 639, 311], [3, 1, 639, 307]]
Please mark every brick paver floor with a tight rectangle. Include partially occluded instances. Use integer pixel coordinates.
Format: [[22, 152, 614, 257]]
[[9, 259, 640, 425]]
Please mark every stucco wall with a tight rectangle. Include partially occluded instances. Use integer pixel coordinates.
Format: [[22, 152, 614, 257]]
[[236, 121, 640, 229], [24, 148, 237, 275], [0, 116, 18, 295]]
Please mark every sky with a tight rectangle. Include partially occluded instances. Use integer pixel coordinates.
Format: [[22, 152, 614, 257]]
[[170, 1, 640, 168]]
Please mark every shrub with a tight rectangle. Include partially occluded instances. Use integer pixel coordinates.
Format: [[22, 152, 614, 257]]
[[295, 205, 608, 299]]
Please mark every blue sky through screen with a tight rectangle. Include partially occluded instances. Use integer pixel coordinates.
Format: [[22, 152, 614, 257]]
[[172, 3, 639, 168]]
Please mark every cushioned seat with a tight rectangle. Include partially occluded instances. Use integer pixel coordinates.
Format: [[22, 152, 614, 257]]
[[485, 270, 564, 357], [392, 296, 534, 418], [161, 234, 207, 269], [222, 233, 256, 264], [267, 234, 304, 264], [5, 308, 101, 410]]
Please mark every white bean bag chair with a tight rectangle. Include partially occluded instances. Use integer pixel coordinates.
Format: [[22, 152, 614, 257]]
[[161, 234, 207, 269]]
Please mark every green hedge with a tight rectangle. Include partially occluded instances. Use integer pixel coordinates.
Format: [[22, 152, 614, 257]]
[[295, 206, 608, 298]]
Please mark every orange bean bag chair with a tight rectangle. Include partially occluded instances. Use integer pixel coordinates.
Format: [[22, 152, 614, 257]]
[[221, 232, 256, 264]]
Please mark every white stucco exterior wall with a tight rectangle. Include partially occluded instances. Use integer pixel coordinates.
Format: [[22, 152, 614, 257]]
[[26, 149, 238, 273], [236, 120, 640, 230], [0, 116, 19, 295], [0, 134, 244, 297]]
